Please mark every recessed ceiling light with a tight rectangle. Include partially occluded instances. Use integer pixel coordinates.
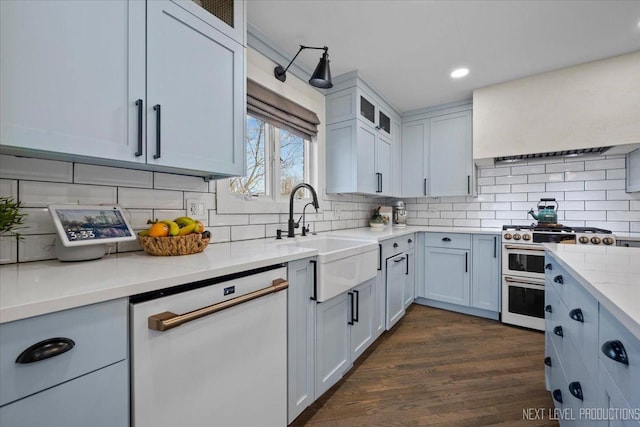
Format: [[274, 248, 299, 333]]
[[451, 68, 469, 79]]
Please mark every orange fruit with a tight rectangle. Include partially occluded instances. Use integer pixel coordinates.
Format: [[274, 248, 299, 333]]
[[148, 222, 170, 237], [196, 220, 205, 233]]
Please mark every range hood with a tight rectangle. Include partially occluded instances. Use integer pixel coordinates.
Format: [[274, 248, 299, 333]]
[[494, 147, 611, 164]]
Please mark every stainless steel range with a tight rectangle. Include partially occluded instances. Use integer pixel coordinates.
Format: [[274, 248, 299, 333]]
[[501, 224, 615, 331]]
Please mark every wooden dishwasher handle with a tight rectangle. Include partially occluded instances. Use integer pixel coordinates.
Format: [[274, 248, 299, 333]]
[[148, 278, 288, 332]]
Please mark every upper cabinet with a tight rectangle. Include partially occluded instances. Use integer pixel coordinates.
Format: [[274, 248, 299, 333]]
[[627, 148, 640, 193], [325, 73, 400, 196], [402, 105, 473, 198], [0, 0, 245, 179]]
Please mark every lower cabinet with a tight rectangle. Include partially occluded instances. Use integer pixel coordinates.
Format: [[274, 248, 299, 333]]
[[315, 278, 377, 399], [424, 246, 470, 305], [0, 299, 129, 427], [287, 258, 316, 424], [404, 243, 415, 308], [471, 234, 500, 312], [386, 252, 407, 329]]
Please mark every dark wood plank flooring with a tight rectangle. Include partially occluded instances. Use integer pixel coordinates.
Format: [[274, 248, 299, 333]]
[[292, 305, 558, 427]]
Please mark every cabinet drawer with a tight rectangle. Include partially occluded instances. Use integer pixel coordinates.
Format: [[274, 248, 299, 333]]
[[564, 281, 599, 376], [599, 307, 640, 411], [599, 360, 640, 427], [424, 232, 470, 249], [544, 257, 572, 306], [0, 360, 128, 427], [382, 234, 414, 258], [564, 340, 605, 426], [0, 298, 127, 406]]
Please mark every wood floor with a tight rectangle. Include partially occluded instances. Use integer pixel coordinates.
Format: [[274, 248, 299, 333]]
[[292, 305, 558, 427]]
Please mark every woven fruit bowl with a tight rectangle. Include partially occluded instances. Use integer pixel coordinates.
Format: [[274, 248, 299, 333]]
[[138, 233, 210, 256]]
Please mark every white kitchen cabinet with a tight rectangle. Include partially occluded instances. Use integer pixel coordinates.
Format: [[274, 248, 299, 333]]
[[173, 0, 246, 46], [627, 148, 640, 192], [287, 258, 316, 424], [386, 253, 407, 329], [404, 240, 416, 308], [471, 234, 500, 312], [325, 72, 400, 196], [424, 246, 470, 305], [0, 0, 245, 179], [379, 235, 414, 330], [0, 299, 128, 426], [374, 244, 386, 339], [315, 293, 350, 398], [349, 279, 376, 362], [401, 106, 473, 197]]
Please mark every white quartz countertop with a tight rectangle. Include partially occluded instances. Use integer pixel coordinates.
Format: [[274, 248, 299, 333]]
[[543, 243, 640, 340], [0, 226, 500, 324]]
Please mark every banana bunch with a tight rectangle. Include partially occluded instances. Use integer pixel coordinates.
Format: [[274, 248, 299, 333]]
[[139, 216, 210, 239]]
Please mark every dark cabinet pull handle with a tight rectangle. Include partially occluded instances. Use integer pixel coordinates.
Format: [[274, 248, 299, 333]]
[[545, 305, 553, 313], [377, 244, 382, 271], [569, 308, 584, 323], [601, 340, 629, 365], [544, 356, 552, 367], [15, 337, 75, 364], [135, 99, 143, 157], [442, 237, 451, 242], [393, 243, 399, 248], [553, 275, 564, 285], [553, 326, 563, 337], [465, 252, 468, 273], [348, 292, 354, 325], [467, 175, 471, 194], [406, 253, 409, 275], [376, 173, 382, 193], [153, 104, 161, 159], [423, 178, 427, 196], [545, 263, 553, 270], [394, 256, 406, 263], [493, 236, 497, 258], [309, 260, 317, 301], [568, 382, 583, 401], [552, 389, 563, 404], [353, 290, 359, 322]]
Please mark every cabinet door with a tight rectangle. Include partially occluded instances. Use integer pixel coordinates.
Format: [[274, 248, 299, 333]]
[[471, 235, 500, 312], [404, 247, 415, 308], [350, 279, 376, 361], [0, 1, 145, 163], [374, 269, 386, 339], [376, 134, 392, 196], [627, 148, 640, 192], [147, 0, 244, 176], [359, 95, 376, 126], [386, 254, 406, 329], [402, 120, 429, 197], [356, 122, 378, 194], [424, 247, 470, 306], [173, 0, 245, 46], [315, 293, 349, 398], [430, 111, 472, 197], [287, 258, 316, 424]]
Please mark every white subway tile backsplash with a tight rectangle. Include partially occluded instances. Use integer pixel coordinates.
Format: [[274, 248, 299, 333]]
[[470, 194, 495, 202], [153, 210, 187, 222], [606, 169, 626, 180], [209, 212, 249, 226], [559, 201, 585, 211], [480, 184, 510, 194], [0, 236, 18, 264], [496, 193, 528, 202], [417, 211, 441, 219], [585, 158, 625, 171], [453, 202, 480, 211], [495, 211, 529, 220], [118, 188, 182, 209], [75, 164, 152, 188], [429, 203, 453, 211], [511, 183, 546, 193], [250, 214, 280, 224], [606, 190, 637, 201], [477, 177, 495, 186], [481, 202, 511, 211], [441, 211, 466, 219], [631, 223, 640, 233], [479, 167, 511, 177], [587, 221, 629, 233], [565, 191, 606, 201], [511, 164, 545, 175], [0, 179, 18, 198], [511, 202, 535, 212], [20, 181, 117, 207], [154, 173, 209, 192], [453, 219, 481, 227], [495, 175, 527, 185], [208, 180, 217, 193], [545, 181, 584, 192], [565, 170, 606, 182], [21, 208, 56, 235], [184, 192, 216, 212], [565, 211, 606, 221], [0, 155, 72, 182], [466, 211, 495, 219], [210, 226, 231, 243], [126, 209, 154, 228], [528, 173, 563, 183], [546, 162, 584, 173], [607, 211, 640, 221], [528, 192, 565, 201], [481, 219, 507, 228], [631, 201, 640, 210], [585, 179, 626, 191], [429, 218, 453, 227], [585, 201, 629, 211], [231, 225, 265, 241], [18, 234, 56, 262]]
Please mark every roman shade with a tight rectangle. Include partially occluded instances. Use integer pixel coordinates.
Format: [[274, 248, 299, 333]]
[[247, 79, 320, 140]]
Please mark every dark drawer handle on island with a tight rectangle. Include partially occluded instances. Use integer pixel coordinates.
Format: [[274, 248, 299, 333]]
[[552, 389, 563, 404], [16, 337, 75, 364], [601, 340, 629, 365], [442, 237, 451, 242], [568, 382, 583, 401], [544, 357, 552, 367], [553, 275, 564, 285], [545, 305, 553, 314], [553, 326, 563, 338], [545, 263, 552, 270], [569, 308, 584, 323]]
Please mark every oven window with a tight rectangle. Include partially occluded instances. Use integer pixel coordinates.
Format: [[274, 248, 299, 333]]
[[508, 253, 545, 274], [508, 286, 545, 319]]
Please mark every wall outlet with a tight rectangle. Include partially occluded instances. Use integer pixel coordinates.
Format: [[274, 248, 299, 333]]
[[186, 198, 207, 221]]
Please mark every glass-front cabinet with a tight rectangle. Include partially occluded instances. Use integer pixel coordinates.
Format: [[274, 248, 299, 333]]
[[184, 0, 246, 45]]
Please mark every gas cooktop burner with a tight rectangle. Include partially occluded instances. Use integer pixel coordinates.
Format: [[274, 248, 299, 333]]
[[503, 224, 613, 234]]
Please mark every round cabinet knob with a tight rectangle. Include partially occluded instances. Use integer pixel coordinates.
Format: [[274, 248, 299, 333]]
[[578, 236, 589, 244], [522, 234, 531, 241], [602, 237, 614, 245], [590, 237, 601, 245], [513, 234, 521, 240], [504, 233, 512, 240]]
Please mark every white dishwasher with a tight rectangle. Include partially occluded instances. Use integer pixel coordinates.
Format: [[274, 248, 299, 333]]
[[130, 265, 288, 427]]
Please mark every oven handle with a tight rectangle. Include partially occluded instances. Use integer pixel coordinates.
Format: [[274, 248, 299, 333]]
[[504, 244, 545, 252], [504, 276, 545, 286], [148, 278, 289, 332]]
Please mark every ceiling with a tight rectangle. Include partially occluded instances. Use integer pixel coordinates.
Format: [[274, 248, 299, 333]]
[[247, 0, 640, 113]]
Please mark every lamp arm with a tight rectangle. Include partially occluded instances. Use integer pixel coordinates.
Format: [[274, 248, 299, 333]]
[[280, 45, 328, 75]]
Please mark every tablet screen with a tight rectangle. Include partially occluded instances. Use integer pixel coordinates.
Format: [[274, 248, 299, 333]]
[[49, 205, 136, 246]]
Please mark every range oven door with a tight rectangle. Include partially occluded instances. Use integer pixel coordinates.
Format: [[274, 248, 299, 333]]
[[502, 244, 546, 281], [501, 275, 545, 331]]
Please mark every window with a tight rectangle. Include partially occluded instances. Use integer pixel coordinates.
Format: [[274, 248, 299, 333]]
[[229, 115, 312, 200]]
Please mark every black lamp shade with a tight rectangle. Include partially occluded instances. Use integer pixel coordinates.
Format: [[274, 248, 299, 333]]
[[308, 52, 332, 89]]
